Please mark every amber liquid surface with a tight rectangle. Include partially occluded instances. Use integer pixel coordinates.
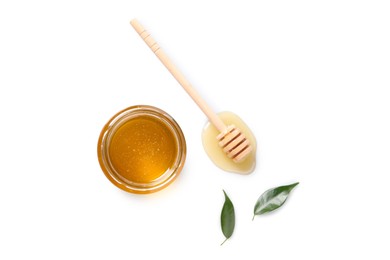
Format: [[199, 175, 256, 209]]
[[202, 111, 256, 174], [109, 116, 178, 183]]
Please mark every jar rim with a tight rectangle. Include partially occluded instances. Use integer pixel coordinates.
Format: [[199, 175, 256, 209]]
[[97, 105, 186, 194]]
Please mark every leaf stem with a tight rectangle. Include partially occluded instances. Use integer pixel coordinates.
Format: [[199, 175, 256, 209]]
[[221, 238, 228, 246], [252, 215, 255, 221]]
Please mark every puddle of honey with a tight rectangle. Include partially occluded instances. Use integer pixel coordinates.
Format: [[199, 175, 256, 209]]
[[109, 115, 178, 183], [202, 111, 256, 174]]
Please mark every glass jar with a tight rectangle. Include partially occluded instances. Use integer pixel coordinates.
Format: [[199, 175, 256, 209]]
[[97, 105, 186, 194]]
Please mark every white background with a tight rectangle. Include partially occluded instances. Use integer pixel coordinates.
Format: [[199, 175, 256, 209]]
[[1, 0, 389, 259]]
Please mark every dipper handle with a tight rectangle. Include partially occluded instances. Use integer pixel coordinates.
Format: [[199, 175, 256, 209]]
[[130, 19, 226, 132]]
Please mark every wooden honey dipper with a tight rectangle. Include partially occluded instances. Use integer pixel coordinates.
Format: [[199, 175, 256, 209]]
[[130, 19, 252, 163]]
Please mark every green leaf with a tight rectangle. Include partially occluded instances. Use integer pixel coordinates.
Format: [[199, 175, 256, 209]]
[[220, 190, 235, 245], [253, 182, 299, 220]]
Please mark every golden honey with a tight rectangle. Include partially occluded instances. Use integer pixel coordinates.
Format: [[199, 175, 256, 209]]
[[109, 116, 177, 183], [98, 105, 186, 194]]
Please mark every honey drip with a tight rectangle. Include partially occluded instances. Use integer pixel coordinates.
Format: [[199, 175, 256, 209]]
[[202, 112, 256, 174]]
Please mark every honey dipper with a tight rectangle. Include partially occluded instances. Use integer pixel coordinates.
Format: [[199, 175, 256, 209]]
[[130, 19, 252, 163]]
